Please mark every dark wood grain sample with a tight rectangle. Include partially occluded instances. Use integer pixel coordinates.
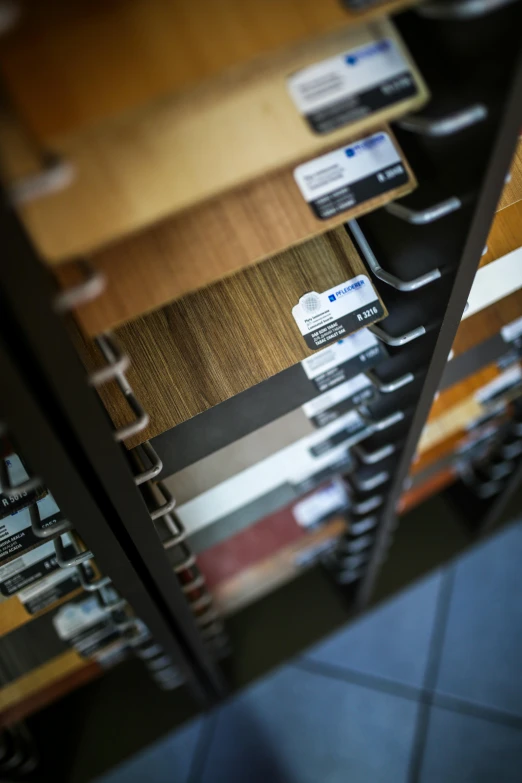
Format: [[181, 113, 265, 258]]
[[56, 127, 415, 336], [480, 199, 522, 268], [427, 364, 501, 423], [497, 138, 522, 212], [79, 228, 386, 447]]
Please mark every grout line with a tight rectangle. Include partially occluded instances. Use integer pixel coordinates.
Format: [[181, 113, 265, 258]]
[[407, 566, 456, 783], [293, 658, 423, 703], [187, 710, 219, 783], [433, 692, 522, 730]]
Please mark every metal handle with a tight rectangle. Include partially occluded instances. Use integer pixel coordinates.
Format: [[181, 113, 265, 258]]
[[349, 219, 442, 290], [88, 339, 130, 386], [358, 409, 405, 433], [350, 515, 378, 536], [54, 534, 93, 567], [364, 369, 415, 394], [418, 0, 518, 18], [29, 502, 73, 539], [352, 442, 396, 465], [337, 567, 365, 585], [149, 481, 177, 521], [397, 104, 488, 136], [484, 460, 515, 481], [76, 562, 112, 592], [133, 441, 163, 485], [10, 155, 75, 205], [340, 533, 374, 553], [369, 323, 426, 347], [500, 440, 522, 460], [54, 262, 106, 313], [384, 197, 462, 225], [349, 470, 389, 493]]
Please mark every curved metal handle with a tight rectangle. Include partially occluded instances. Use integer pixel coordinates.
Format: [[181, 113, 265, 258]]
[[350, 515, 378, 536], [418, 0, 518, 19], [349, 470, 390, 493], [351, 494, 384, 516], [359, 409, 405, 433], [385, 197, 462, 225], [364, 369, 415, 394], [500, 440, 522, 460], [134, 441, 163, 485], [29, 502, 73, 539], [76, 565, 112, 592], [341, 533, 374, 553], [149, 481, 177, 521], [54, 263, 106, 314], [369, 323, 426, 347], [474, 479, 504, 498], [352, 442, 396, 465], [337, 567, 364, 585], [88, 340, 130, 386], [10, 155, 75, 205], [485, 460, 515, 481], [135, 644, 165, 660], [398, 104, 488, 136], [349, 219, 442, 290], [54, 534, 93, 568]]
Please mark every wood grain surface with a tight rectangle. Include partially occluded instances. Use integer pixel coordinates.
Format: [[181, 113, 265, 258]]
[[398, 466, 457, 514], [428, 364, 501, 423], [0, 586, 84, 637], [452, 287, 522, 358], [77, 228, 386, 447], [209, 517, 346, 616], [497, 138, 522, 212], [480, 199, 522, 268], [56, 128, 415, 336], [0, 20, 427, 262], [0, 0, 419, 141], [417, 397, 486, 456]]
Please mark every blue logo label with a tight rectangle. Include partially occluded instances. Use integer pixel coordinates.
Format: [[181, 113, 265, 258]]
[[328, 294, 336, 302], [345, 39, 390, 67], [345, 134, 386, 159], [334, 280, 365, 298]]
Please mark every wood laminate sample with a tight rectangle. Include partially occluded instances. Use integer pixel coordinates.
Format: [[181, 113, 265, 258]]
[[398, 466, 457, 514], [497, 138, 522, 212], [452, 287, 522, 358], [417, 398, 486, 457], [78, 228, 386, 447], [0, 0, 419, 141], [56, 128, 415, 336], [0, 587, 83, 636], [428, 365, 501, 423], [0, 20, 428, 262], [480, 200, 522, 268]]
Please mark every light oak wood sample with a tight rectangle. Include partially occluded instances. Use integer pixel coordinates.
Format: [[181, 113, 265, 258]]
[[0, 19, 428, 262], [210, 517, 346, 616], [428, 365, 501, 423], [418, 397, 487, 456], [452, 287, 522, 359], [0, 650, 93, 716], [78, 228, 385, 447], [0, 0, 419, 141], [497, 138, 522, 212], [480, 200, 522, 268], [56, 128, 415, 336], [0, 586, 83, 637]]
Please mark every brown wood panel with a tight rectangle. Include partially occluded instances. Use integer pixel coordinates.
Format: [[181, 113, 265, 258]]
[[77, 228, 386, 447], [417, 397, 486, 457], [398, 466, 457, 514], [428, 364, 501, 423], [0, 0, 418, 141], [0, 651, 97, 722], [0, 586, 84, 637], [480, 199, 522, 268], [56, 129, 415, 336], [211, 517, 346, 616], [0, 20, 427, 262], [411, 431, 465, 477], [497, 138, 522, 212], [452, 287, 522, 358]]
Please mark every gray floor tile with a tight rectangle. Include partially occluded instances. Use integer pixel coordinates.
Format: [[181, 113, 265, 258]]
[[200, 663, 419, 783], [436, 520, 522, 714], [303, 570, 443, 689], [92, 716, 202, 783], [420, 704, 522, 783]]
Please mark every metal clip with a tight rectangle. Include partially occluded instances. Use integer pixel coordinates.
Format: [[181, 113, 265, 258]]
[[364, 369, 415, 394], [349, 470, 390, 493], [54, 262, 106, 314], [398, 104, 488, 136], [385, 197, 462, 225], [369, 323, 427, 347], [417, 0, 517, 19], [358, 409, 405, 433], [149, 481, 177, 521], [54, 534, 93, 568], [88, 340, 130, 387], [76, 562, 112, 592], [29, 502, 73, 539], [340, 533, 374, 553], [349, 219, 442, 290], [10, 155, 75, 205], [352, 442, 396, 465], [350, 515, 378, 536], [134, 441, 163, 486], [145, 655, 173, 671], [95, 334, 149, 442], [351, 494, 384, 516]]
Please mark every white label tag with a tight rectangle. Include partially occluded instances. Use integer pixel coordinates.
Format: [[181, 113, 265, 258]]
[[293, 478, 349, 528], [501, 316, 522, 344], [475, 365, 522, 404], [292, 275, 384, 350], [301, 329, 381, 378], [17, 566, 75, 602], [0, 538, 56, 581], [293, 132, 407, 220], [288, 38, 417, 135], [302, 373, 373, 418], [53, 597, 108, 640]]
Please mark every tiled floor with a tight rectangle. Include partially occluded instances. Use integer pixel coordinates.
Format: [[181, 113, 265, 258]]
[[95, 519, 522, 783]]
